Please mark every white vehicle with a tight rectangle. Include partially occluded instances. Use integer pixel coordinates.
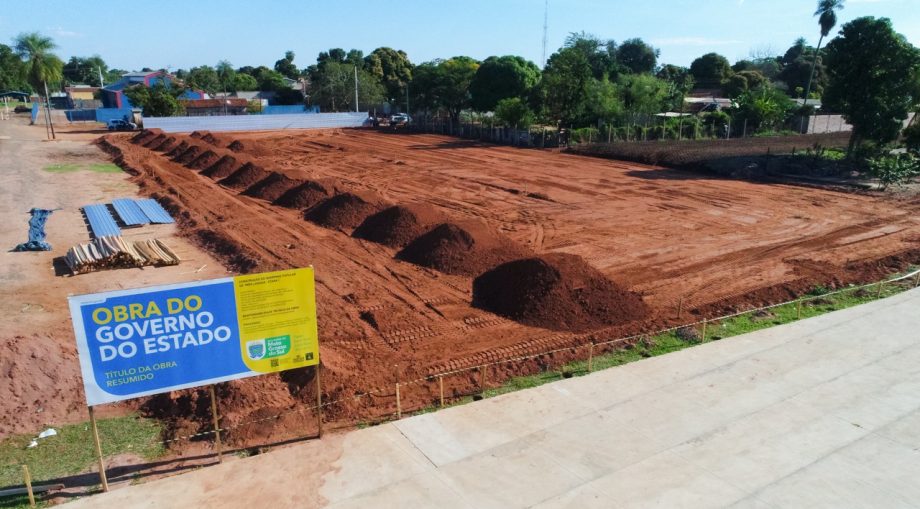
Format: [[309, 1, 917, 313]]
[[389, 113, 412, 125]]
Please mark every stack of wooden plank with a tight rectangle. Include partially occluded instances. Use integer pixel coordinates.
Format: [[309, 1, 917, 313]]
[[64, 236, 180, 275]]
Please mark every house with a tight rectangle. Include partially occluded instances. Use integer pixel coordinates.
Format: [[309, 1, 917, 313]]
[[65, 86, 101, 109], [101, 70, 175, 109], [180, 98, 249, 116]]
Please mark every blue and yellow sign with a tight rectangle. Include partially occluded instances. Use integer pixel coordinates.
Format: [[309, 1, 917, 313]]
[[69, 268, 319, 405]]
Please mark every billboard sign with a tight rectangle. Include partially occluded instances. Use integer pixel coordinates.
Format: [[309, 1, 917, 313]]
[[69, 267, 319, 406]]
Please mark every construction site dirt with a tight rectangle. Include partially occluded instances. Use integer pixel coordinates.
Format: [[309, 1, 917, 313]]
[[95, 127, 920, 446]]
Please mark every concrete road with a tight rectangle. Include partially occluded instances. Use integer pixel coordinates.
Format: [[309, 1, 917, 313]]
[[66, 288, 920, 508]]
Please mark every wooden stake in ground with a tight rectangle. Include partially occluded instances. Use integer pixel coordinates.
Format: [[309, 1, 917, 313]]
[[701, 319, 708, 342], [315, 363, 323, 438], [797, 300, 803, 320], [479, 366, 487, 394], [209, 385, 223, 463], [587, 342, 595, 373], [88, 406, 109, 492], [876, 281, 884, 299], [22, 465, 35, 507], [438, 375, 445, 408], [395, 382, 402, 419], [677, 297, 684, 319]]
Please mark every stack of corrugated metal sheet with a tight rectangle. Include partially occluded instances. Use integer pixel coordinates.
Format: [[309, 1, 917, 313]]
[[135, 198, 175, 224], [64, 236, 180, 275], [111, 198, 150, 226], [83, 204, 121, 237]]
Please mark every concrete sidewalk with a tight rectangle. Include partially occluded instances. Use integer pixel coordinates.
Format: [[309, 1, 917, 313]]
[[68, 288, 920, 508]]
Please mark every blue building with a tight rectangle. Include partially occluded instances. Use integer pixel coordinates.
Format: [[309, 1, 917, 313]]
[[100, 71, 177, 109]]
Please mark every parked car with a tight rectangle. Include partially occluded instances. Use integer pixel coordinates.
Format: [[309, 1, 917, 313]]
[[107, 119, 137, 131], [13, 105, 30, 113], [389, 113, 412, 125]]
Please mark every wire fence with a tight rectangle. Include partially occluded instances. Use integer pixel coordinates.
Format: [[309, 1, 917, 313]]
[[3, 268, 919, 502]]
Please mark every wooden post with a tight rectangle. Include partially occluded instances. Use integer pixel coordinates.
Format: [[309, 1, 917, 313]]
[[677, 297, 684, 319], [316, 363, 323, 438], [876, 281, 884, 299], [796, 300, 803, 319], [22, 465, 35, 508], [209, 385, 223, 463], [587, 342, 595, 373], [88, 406, 109, 492], [438, 375, 445, 407], [700, 319, 708, 342], [914, 271, 920, 288], [479, 366, 487, 394], [395, 382, 402, 419]]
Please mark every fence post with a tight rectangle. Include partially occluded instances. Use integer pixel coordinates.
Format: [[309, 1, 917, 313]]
[[479, 366, 487, 394], [395, 382, 401, 419], [587, 342, 595, 372], [914, 271, 920, 288], [700, 319, 708, 342], [22, 465, 35, 508], [438, 374, 445, 407], [88, 406, 109, 492], [796, 300, 803, 319], [208, 385, 223, 463], [676, 297, 684, 319], [316, 363, 323, 438], [743, 119, 748, 138], [876, 281, 884, 299]]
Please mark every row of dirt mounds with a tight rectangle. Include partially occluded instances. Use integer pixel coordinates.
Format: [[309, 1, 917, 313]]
[[166, 140, 190, 159], [173, 144, 202, 165], [273, 179, 338, 209], [304, 190, 389, 230], [188, 149, 220, 170], [396, 221, 531, 276], [219, 163, 272, 191], [228, 140, 245, 152], [202, 155, 239, 179], [243, 173, 305, 202], [189, 131, 220, 145], [353, 203, 447, 248], [472, 253, 650, 332]]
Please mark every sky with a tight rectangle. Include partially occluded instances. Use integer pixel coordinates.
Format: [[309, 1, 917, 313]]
[[2, 0, 918, 72]]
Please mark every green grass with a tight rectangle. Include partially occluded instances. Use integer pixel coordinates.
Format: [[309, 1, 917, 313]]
[[42, 163, 123, 174], [0, 414, 164, 507]]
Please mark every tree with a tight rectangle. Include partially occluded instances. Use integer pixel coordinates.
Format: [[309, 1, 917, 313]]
[[274, 50, 298, 79], [311, 61, 383, 111], [14, 32, 63, 138], [216, 60, 236, 92], [620, 74, 670, 124], [803, 0, 845, 106], [689, 53, 731, 88], [723, 70, 767, 98], [564, 32, 617, 79], [185, 65, 220, 94], [494, 97, 533, 128], [657, 64, 694, 111], [586, 77, 623, 125], [540, 46, 592, 125], [732, 85, 797, 132], [62, 55, 108, 86], [124, 83, 182, 117], [0, 44, 28, 92], [616, 38, 659, 74], [233, 73, 258, 91], [364, 47, 413, 102], [824, 17, 920, 154], [778, 39, 827, 98], [469, 55, 540, 111]]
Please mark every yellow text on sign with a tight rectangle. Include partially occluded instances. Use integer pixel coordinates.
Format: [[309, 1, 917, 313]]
[[233, 267, 319, 373]]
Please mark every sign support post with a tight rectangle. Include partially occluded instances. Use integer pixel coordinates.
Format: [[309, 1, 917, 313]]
[[209, 385, 223, 463], [22, 465, 35, 507], [88, 406, 109, 492], [315, 364, 323, 438]]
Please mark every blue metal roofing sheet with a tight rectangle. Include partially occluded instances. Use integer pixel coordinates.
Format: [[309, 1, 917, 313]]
[[135, 199, 174, 224], [111, 198, 150, 226], [83, 204, 121, 238]]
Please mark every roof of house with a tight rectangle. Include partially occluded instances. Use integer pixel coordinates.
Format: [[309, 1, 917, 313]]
[[181, 98, 249, 108]]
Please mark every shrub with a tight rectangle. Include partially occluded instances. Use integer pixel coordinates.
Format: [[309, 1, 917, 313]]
[[867, 154, 920, 189]]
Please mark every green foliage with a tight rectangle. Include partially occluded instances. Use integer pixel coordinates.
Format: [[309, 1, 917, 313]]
[[824, 17, 920, 153], [563, 32, 617, 79], [690, 52, 731, 88], [867, 154, 920, 189], [273, 50, 298, 79], [185, 65, 220, 94], [494, 97, 533, 128], [723, 70, 767, 98], [732, 85, 796, 132], [540, 46, 593, 125], [469, 55, 540, 112], [412, 57, 479, 122], [570, 126, 600, 143], [903, 123, 920, 153], [13, 32, 64, 93], [364, 47, 413, 102], [233, 73, 258, 91], [62, 55, 108, 87], [587, 77, 623, 125], [215, 60, 235, 92], [0, 43, 29, 92], [620, 73, 670, 121], [702, 110, 731, 130], [124, 83, 182, 117], [616, 38, 659, 74], [311, 61, 382, 111], [778, 39, 826, 98]]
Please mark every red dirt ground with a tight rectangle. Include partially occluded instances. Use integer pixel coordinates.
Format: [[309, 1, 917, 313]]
[[99, 128, 920, 445]]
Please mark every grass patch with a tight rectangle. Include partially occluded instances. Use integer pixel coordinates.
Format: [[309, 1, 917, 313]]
[[0, 414, 164, 507], [42, 163, 123, 174]]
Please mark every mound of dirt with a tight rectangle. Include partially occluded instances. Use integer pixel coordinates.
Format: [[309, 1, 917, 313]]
[[151, 136, 177, 152], [397, 221, 530, 276], [353, 203, 447, 248], [173, 145, 201, 164], [219, 163, 272, 190], [243, 173, 304, 202], [304, 191, 388, 230], [201, 155, 239, 179], [142, 133, 166, 148], [187, 149, 220, 170], [227, 140, 245, 152], [132, 129, 160, 144], [201, 133, 220, 145], [165, 140, 189, 158], [472, 253, 649, 332], [273, 179, 337, 209]]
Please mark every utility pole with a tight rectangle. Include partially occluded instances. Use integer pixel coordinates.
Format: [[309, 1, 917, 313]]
[[98, 67, 104, 88], [354, 65, 359, 113], [405, 84, 409, 118], [541, 0, 549, 68], [43, 81, 56, 140]]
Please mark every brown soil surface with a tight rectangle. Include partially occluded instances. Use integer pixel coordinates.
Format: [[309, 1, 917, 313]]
[[397, 221, 530, 276], [88, 128, 920, 448], [243, 173, 304, 202], [201, 154, 239, 178], [472, 253, 650, 332], [304, 191, 389, 230], [273, 179, 337, 209], [353, 203, 447, 248], [219, 163, 272, 190], [187, 149, 220, 170]]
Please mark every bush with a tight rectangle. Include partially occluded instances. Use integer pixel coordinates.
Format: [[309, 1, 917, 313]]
[[570, 127, 600, 143], [867, 154, 920, 189], [903, 123, 920, 154], [494, 97, 533, 128]]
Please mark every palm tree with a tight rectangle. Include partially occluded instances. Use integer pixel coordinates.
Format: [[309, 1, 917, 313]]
[[14, 32, 64, 139], [803, 0, 845, 107]]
